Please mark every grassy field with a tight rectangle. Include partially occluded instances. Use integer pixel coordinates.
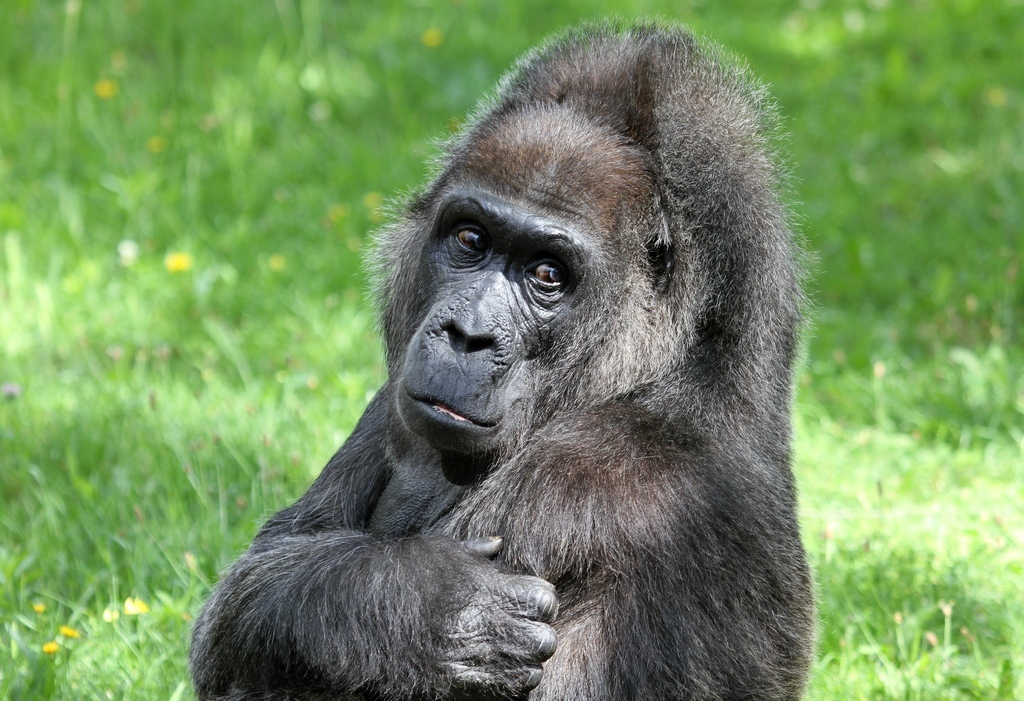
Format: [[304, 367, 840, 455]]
[[1, 0, 1021, 698]]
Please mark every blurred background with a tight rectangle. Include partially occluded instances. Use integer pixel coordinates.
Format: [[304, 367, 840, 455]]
[[0, 0, 1020, 698]]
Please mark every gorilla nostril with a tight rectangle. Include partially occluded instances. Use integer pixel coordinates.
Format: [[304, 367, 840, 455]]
[[443, 321, 495, 354], [442, 323, 466, 349], [465, 337, 494, 354]]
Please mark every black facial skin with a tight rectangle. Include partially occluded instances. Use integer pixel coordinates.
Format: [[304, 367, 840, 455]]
[[397, 190, 592, 483], [189, 22, 815, 701]]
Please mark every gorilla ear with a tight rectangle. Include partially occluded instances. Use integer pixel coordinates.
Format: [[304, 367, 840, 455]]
[[646, 205, 674, 294]]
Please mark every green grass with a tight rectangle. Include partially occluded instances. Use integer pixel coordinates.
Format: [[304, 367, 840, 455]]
[[1, 0, 1021, 698]]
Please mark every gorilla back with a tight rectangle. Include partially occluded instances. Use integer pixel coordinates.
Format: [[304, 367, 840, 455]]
[[190, 22, 815, 701]]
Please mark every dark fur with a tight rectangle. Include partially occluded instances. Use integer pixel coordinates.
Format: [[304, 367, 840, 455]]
[[190, 22, 815, 701]]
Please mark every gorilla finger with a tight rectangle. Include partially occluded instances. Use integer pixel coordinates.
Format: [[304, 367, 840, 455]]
[[529, 582, 558, 622], [449, 664, 513, 699], [520, 665, 545, 692], [463, 536, 504, 559], [450, 662, 490, 686], [517, 619, 558, 661], [503, 576, 558, 621], [450, 662, 544, 697]]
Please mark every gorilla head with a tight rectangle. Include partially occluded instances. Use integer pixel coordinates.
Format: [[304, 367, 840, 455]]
[[379, 30, 798, 487], [390, 108, 669, 482]]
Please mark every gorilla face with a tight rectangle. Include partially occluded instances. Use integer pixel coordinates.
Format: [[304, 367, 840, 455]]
[[396, 188, 595, 482], [392, 107, 668, 486]]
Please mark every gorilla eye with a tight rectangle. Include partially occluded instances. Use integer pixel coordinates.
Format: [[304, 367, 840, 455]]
[[454, 227, 489, 254], [530, 262, 566, 290]]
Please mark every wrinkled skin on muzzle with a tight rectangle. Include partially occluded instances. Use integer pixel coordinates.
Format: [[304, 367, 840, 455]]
[[398, 271, 526, 474]]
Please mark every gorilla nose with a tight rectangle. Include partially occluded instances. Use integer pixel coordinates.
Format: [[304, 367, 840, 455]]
[[442, 320, 496, 355]]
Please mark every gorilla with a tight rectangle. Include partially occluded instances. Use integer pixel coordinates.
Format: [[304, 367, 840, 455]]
[[190, 22, 815, 701]]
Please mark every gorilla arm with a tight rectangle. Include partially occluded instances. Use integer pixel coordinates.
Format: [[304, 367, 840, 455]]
[[189, 389, 558, 701], [446, 403, 815, 701]]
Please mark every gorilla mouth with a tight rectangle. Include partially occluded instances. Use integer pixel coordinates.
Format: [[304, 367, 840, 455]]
[[425, 399, 498, 428], [432, 402, 472, 423], [398, 389, 502, 459], [406, 393, 498, 429]]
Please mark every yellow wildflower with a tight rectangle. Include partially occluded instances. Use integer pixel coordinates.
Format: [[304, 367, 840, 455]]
[[164, 252, 194, 273], [59, 625, 81, 638], [422, 28, 444, 48], [43, 641, 60, 654], [32, 602, 46, 613], [268, 254, 286, 272], [985, 87, 1008, 107], [124, 597, 150, 615], [146, 135, 167, 153], [327, 203, 350, 222], [363, 192, 384, 223], [103, 607, 120, 623], [94, 79, 119, 99]]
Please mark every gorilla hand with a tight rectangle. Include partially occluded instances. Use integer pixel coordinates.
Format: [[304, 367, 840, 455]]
[[447, 538, 558, 699]]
